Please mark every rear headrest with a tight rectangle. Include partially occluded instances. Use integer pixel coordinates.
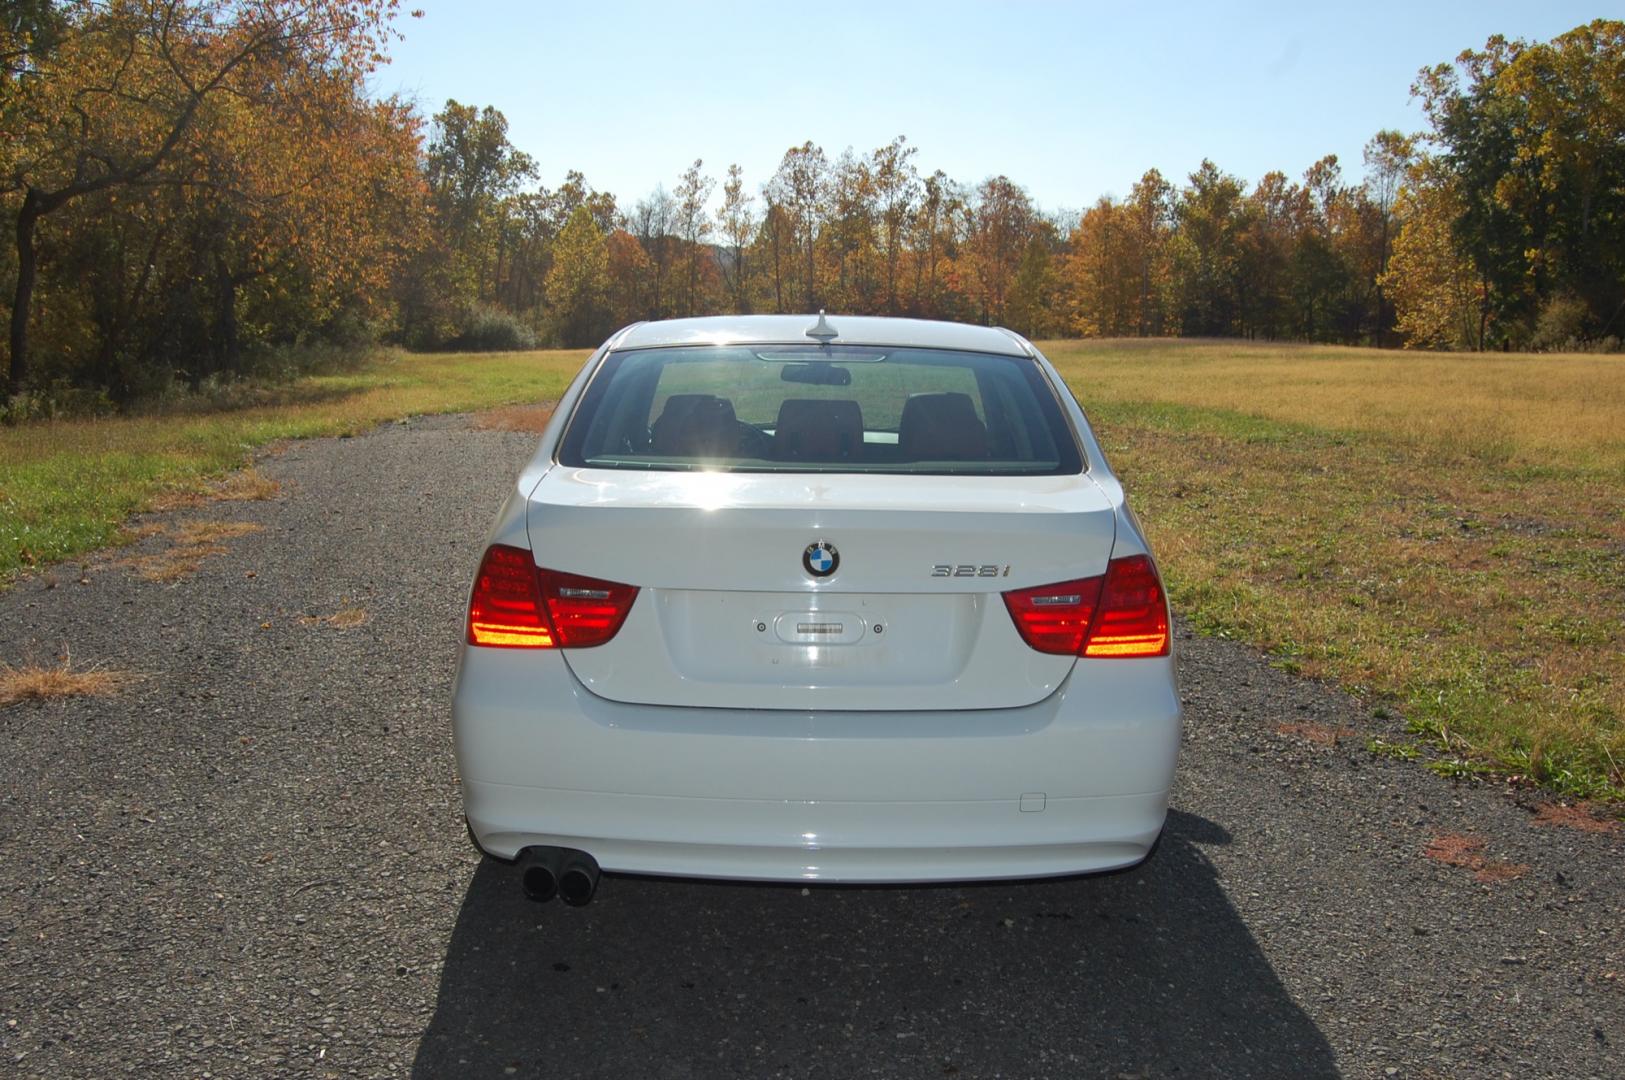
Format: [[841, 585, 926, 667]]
[[898, 392, 987, 460], [773, 399, 864, 462], [650, 394, 738, 457]]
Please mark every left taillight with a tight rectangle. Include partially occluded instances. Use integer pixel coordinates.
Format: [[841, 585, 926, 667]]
[[466, 544, 638, 649]]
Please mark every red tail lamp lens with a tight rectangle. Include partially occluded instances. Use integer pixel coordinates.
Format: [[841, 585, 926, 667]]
[[1082, 554, 1169, 658], [1002, 554, 1169, 659], [468, 544, 554, 647], [1001, 576, 1104, 655], [467, 545, 638, 649], [536, 568, 639, 648]]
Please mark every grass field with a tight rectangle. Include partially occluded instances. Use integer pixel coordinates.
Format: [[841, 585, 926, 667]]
[[0, 349, 587, 581], [1041, 338, 1624, 802], [2, 338, 1620, 801]]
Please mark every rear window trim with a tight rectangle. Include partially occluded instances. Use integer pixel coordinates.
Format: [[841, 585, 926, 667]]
[[554, 342, 1089, 477]]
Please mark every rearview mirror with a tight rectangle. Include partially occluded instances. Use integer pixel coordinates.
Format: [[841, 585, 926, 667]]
[[780, 363, 852, 386]]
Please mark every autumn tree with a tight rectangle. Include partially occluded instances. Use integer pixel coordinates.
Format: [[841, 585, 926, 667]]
[[966, 176, 1035, 324], [1064, 170, 1174, 338], [751, 199, 795, 313], [870, 136, 918, 314], [1363, 130, 1415, 344], [715, 163, 755, 313], [909, 170, 962, 317], [166, 80, 425, 387], [1005, 228, 1061, 339], [605, 227, 652, 328], [765, 141, 828, 310], [1285, 155, 1349, 340], [1169, 160, 1246, 336], [1383, 157, 1485, 349], [422, 100, 535, 314], [545, 206, 609, 346], [498, 170, 616, 315], [3, 0, 409, 397], [546, 170, 618, 235], [1233, 170, 1299, 338], [673, 159, 715, 317], [824, 148, 878, 311], [1065, 198, 1136, 336], [1123, 170, 1174, 335], [629, 185, 676, 319], [1412, 21, 1625, 346]]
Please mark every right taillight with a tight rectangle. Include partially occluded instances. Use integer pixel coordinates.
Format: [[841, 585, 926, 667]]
[[1002, 554, 1169, 659], [1081, 554, 1169, 657], [466, 545, 638, 649]]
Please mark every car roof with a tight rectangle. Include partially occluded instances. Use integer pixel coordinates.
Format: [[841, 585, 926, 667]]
[[609, 315, 1034, 357]]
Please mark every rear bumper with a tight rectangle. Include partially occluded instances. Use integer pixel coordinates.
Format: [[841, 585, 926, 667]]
[[452, 649, 1180, 883]]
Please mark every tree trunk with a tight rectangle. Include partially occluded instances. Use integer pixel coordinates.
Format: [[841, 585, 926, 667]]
[[803, 216, 816, 310], [215, 258, 240, 375], [770, 226, 784, 313], [8, 190, 43, 398], [926, 233, 938, 313]]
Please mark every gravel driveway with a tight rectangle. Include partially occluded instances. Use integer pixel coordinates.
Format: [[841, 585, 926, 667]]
[[1, 416, 1619, 1079]]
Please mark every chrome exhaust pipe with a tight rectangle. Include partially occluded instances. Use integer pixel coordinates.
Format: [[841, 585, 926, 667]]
[[516, 847, 562, 903], [558, 850, 600, 906]]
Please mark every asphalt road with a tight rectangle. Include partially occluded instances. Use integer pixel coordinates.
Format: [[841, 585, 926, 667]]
[[1, 415, 1619, 1079]]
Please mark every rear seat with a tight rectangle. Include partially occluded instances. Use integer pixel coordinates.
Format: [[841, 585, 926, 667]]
[[897, 392, 988, 461], [650, 394, 739, 457], [772, 399, 864, 462]]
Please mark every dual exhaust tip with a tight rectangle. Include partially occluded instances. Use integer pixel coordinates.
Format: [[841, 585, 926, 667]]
[[517, 847, 599, 906]]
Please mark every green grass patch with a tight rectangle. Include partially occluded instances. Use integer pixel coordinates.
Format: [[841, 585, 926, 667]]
[[1, 348, 587, 582]]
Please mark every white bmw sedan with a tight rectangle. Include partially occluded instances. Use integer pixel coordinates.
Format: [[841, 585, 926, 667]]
[[452, 314, 1180, 904]]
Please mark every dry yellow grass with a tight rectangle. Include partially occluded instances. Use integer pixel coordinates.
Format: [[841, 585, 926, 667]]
[[327, 606, 368, 629], [212, 467, 282, 501], [117, 522, 167, 542], [123, 521, 263, 582], [146, 466, 282, 512], [1275, 722, 1358, 747], [126, 549, 218, 582], [1041, 339, 1625, 474], [0, 658, 133, 707], [299, 602, 369, 629]]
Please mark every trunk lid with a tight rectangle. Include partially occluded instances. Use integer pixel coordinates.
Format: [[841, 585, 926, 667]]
[[526, 468, 1117, 711]]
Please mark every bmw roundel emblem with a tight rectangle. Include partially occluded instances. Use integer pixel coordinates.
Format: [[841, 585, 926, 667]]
[[803, 541, 839, 578]]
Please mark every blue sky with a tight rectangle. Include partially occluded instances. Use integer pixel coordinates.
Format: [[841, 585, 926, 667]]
[[376, 1, 1609, 214]]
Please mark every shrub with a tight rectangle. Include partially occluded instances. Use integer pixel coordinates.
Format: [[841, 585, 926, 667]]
[[446, 306, 538, 352], [0, 381, 116, 424], [1529, 294, 1592, 352]]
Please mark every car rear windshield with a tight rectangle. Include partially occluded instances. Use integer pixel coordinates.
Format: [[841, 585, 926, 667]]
[[557, 344, 1084, 474]]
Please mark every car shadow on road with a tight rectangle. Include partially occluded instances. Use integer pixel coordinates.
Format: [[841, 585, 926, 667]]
[[412, 810, 1334, 1079]]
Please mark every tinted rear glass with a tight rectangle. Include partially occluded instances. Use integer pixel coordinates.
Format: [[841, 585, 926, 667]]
[[558, 344, 1083, 474]]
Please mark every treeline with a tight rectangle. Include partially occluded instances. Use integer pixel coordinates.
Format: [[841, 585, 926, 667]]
[[4, 7, 1622, 413]]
